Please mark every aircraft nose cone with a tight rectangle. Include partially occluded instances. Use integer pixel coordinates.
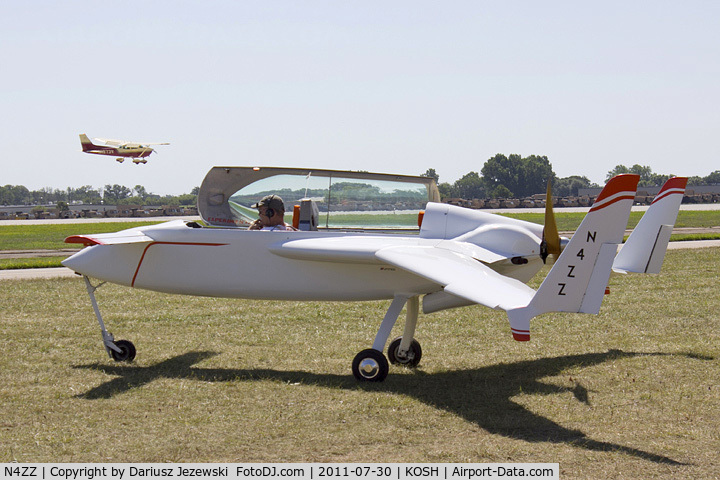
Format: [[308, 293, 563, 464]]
[[61, 249, 85, 272], [61, 245, 138, 287]]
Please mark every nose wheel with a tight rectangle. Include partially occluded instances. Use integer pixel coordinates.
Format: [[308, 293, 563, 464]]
[[110, 339, 136, 362]]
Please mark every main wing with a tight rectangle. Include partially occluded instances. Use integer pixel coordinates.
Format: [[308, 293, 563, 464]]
[[271, 235, 534, 311], [93, 137, 124, 147], [375, 246, 535, 311]]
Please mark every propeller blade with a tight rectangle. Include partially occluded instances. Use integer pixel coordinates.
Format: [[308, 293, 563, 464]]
[[540, 180, 561, 263]]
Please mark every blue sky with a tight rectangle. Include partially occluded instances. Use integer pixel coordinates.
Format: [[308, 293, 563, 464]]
[[2, 1, 718, 195]]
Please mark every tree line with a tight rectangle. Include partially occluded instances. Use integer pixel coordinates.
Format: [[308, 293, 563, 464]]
[[4, 156, 719, 206], [424, 154, 720, 200], [0, 184, 198, 207]]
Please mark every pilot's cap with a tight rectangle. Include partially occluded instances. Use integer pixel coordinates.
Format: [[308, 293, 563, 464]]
[[251, 194, 285, 211]]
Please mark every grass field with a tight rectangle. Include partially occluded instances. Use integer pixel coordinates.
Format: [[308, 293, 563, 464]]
[[0, 221, 162, 251], [1, 248, 718, 477]]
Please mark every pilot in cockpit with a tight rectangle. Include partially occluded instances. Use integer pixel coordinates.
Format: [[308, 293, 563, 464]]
[[249, 195, 297, 231]]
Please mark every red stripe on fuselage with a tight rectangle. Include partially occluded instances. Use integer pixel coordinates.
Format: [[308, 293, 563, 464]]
[[131, 242, 226, 287]]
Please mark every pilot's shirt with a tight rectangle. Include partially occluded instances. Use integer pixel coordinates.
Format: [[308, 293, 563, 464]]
[[260, 224, 295, 231]]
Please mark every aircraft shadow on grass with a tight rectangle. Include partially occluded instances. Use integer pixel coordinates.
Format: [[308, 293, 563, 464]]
[[74, 349, 713, 465]]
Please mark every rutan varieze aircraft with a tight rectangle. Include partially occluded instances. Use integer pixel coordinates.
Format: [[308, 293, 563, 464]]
[[79, 134, 169, 164], [62, 167, 686, 382]]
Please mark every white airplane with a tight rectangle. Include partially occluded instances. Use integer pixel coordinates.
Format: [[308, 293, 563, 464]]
[[62, 167, 686, 381]]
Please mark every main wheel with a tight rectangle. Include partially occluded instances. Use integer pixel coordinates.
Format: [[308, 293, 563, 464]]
[[387, 337, 422, 367], [352, 349, 389, 382], [110, 339, 136, 362]]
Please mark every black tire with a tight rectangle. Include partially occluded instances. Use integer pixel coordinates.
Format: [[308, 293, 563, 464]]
[[352, 349, 389, 382], [387, 337, 422, 367], [110, 339, 136, 362]]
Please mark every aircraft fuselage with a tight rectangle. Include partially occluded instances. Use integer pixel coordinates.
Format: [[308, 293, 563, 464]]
[[63, 218, 546, 302], [83, 147, 153, 158]]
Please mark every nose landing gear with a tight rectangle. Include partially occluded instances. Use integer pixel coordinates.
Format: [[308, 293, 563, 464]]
[[83, 275, 136, 362]]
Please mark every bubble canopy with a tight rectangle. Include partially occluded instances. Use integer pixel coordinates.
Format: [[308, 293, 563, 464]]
[[197, 167, 440, 229]]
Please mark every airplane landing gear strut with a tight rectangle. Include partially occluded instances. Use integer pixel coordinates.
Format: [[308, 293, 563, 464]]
[[83, 275, 136, 362], [352, 294, 422, 382]]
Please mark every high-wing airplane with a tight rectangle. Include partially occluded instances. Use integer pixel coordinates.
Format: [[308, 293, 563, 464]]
[[62, 167, 687, 381], [79, 134, 169, 164]]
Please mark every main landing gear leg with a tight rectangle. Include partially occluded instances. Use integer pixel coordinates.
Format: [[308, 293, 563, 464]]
[[388, 295, 422, 368], [352, 294, 422, 382], [83, 275, 136, 362]]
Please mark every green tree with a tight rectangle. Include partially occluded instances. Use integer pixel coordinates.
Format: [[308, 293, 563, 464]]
[[704, 171, 720, 184], [437, 182, 454, 199], [453, 172, 485, 199], [605, 165, 631, 181], [133, 185, 148, 199], [490, 184, 513, 199], [421, 168, 439, 183], [481, 154, 555, 198], [103, 184, 132, 204], [481, 154, 518, 197], [687, 176, 704, 186], [554, 176, 594, 197], [0, 185, 31, 204], [605, 164, 670, 187], [68, 185, 102, 204], [519, 155, 555, 197]]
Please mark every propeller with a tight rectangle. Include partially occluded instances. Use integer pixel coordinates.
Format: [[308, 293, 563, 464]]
[[540, 180, 561, 263]]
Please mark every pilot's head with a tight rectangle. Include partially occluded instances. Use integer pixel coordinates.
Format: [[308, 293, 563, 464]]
[[251, 195, 286, 225]]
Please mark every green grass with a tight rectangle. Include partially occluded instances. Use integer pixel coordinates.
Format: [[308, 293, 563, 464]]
[[0, 257, 64, 270], [668, 233, 720, 242], [0, 221, 162, 251], [0, 248, 718, 477]]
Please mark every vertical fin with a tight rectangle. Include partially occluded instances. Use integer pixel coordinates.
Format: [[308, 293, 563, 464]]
[[613, 177, 687, 274], [79, 133, 95, 151], [507, 174, 640, 341]]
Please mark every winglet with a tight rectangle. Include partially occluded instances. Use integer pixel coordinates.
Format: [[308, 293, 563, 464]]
[[506, 174, 640, 341], [613, 177, 687, 274], [65, 235, 104, 246]]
